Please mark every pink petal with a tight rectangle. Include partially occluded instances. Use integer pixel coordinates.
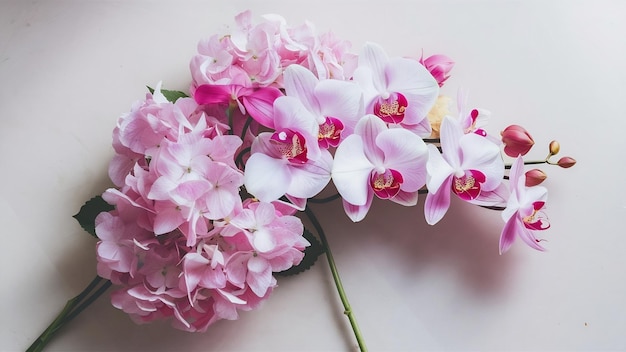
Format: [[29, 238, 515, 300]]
[[424, 177, 453, 225], [439, 116, 464, 168], [242, 86, 283, 129], [193, 84, 232, 105], [342, 195, 373, 222], [426, 144, 454, 194], [499, 214, 518, 254]]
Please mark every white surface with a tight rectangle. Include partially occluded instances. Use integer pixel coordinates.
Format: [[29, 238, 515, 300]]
[[1, 0, 625, 351]]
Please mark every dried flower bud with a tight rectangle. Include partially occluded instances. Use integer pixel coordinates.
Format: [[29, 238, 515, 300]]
[[501, 125, 535, 157], [427, 95, 452, 138], [525, 169, 547, 187], [557, 156, 576, 168], [420, 54, 455, 87], [549, 140, 560, 155]]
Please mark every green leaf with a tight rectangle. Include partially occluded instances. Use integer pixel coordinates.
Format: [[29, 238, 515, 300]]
[[146, 86, 189, 103], [72, 196, 114, 238], [275, 229, 325, 277]]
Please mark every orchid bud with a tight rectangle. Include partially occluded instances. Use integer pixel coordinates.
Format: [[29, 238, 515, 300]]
[[525, 169, 547, 187], [421, 54, 455, 87], [557, 156, 576, 168], [549, 140, 560, 155], [501, 125, 535, 157]]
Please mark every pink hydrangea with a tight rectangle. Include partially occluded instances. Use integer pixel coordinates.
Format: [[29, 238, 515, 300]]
[[98, 84, 310, 332]]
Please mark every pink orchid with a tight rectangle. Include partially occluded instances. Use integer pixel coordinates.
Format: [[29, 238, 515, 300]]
[[193, 83, 283, 129], [420, 54, 455, 87], [424, 116, 504, 225], [332, 115, 429, 222], [499, 156, 550, 254], [353, 42, 439, 137], [244, 96, 333, 203], [456, 89, 492, 137], [283, 64, 364, 147]]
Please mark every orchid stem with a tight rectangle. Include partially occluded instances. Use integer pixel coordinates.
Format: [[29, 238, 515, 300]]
[[26, 276, 111, 352], [504, 159, 548, 169], [304, 207, 368, 352]]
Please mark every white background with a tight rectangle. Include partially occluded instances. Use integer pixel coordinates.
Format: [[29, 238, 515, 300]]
[[1, 0, 625, 351]]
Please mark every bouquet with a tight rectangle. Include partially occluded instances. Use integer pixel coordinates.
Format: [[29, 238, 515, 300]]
[[27, 10, 575, 352]]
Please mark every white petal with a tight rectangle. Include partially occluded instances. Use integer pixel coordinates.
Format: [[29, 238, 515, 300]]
[[286, 150, 333, 199], [426, 144, 454, 193], [459, 133, 504, 190], [439, 116, 464, 169], [331, 135, 374, 206], [244, 153, 290, 202], [376, 128, 428, 192], [283, 65, 321, 116], [358, 42, 389, 92]]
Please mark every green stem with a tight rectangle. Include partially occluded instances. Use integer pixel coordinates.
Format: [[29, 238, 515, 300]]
[[304, 207, 367, 352], [27, 276, 111, 352]]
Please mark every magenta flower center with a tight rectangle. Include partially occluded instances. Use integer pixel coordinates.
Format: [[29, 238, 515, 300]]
[[451, 169, 485, 200], [318, 116, 344, 148], [270, 129, 308, 164], [370, 169, 403, 199], [523, 201, 550, 231], [374, 92, 408, 124]]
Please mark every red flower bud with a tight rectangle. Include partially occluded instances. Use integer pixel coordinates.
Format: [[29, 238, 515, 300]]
[[557, 156, 576, 168], [525, 169, 547, 187], [501, 125, 535, 157]]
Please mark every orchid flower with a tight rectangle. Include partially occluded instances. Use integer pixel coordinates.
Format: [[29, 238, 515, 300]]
[[283, 64, 364, 147], [353, 42, 439, 137], [332, 115, 429, 222], [499, 156, 550, 254], [193, 82, 283, 129], [424, 116, 504, 225], [244, 96, 333, 203]]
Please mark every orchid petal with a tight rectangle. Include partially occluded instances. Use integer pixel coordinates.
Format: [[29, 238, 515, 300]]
[[390, 190, 419, 206], [342, 195, 373, 222], [315, 79, 364, 131], [286, 150, 333, 199], [193, 85, 231, 105], [499, 214, 518, 254], [242, 87, 283, 129], [376, 128, 428, 192], [386, 57, 439, 122], [459, 133, 504, 190], [244, 153, 289, 202], [358, 42, 389, 92], [426, 144, 454, 193], [354, 115, 386, 164], [439, 116, 464, 168], [331, 135, 374, 206], [283, 64, 321, 115], [424, 177, 453, 225]]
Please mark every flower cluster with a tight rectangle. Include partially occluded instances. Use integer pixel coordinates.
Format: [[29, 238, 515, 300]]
[[97, 85, 308, 331], [96, 10, 575, 331]]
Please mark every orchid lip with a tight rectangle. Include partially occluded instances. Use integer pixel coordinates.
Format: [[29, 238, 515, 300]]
[[318, 116, 344, 149], [523, 201, 550, 230], [374, 92, 408, 124], [451, 169, 485, 201], [370, 168, 403, 199], [270, 128, 308, 164]]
